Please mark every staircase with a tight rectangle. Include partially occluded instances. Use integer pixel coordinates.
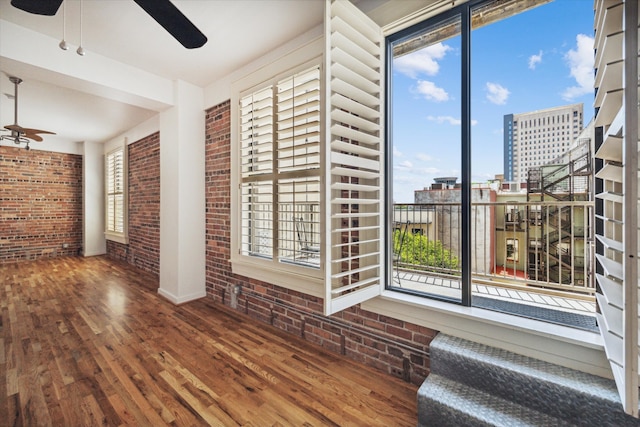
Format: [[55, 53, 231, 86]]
[[526, 139, 592, 201], [417, 334, 640, 426]]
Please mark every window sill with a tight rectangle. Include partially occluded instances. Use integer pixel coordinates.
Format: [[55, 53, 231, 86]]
[[105, 232, 129, 245], [231, 257, 323, 298], [361, 289, 610, 379]]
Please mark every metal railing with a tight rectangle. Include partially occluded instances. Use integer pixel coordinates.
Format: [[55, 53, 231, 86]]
[[393, 200, 595, 296], [246, 199, 595, 298]]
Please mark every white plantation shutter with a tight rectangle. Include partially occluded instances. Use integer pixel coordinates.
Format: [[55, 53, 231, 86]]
[[106, 147, 125, 234], [276, 67, 322, 263], [323, 0, 384, 315], [593, 0, 639, 416], [239, 66, 322, 262], [240, 86, 275, 258], [277, 67, 321, 175]]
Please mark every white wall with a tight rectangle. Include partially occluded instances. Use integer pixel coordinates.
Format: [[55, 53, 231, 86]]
[[158, 80, 206, 304], [82, 140, 106, 256]]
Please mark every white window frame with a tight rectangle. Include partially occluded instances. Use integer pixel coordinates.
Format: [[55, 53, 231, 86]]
[[230, 41, 326, 297], [104, 143, 129, 244]]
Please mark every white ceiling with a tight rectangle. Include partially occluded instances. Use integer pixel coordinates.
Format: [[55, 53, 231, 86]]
[[0, 0, 435, 148], [0, 0, 328, 146]]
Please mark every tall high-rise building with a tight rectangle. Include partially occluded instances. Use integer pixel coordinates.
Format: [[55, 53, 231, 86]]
[[503, 103, 583, 183]]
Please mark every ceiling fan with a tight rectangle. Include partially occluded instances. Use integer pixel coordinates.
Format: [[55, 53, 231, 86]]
[[10, 0, 208, 49], [0, 76, 56, 150]]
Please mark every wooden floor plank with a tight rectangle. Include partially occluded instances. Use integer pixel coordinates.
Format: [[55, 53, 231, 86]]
[[0, 256, 418, 426]]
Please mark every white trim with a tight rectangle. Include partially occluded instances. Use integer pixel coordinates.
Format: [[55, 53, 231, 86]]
[[378, 0, 467, 35], [83, 250, 106, 257], [104, 230, 128, 245], [157, 288, 206, 305], [362, 290, 611, 378], [232, 261, 323, 298]]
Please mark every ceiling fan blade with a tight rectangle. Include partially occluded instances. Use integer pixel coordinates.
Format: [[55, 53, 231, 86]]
[[24, 133, 43, 142], [5, 124, 24, 133], [21, 128, 56, 135], [10, 0, 63, 16], [5, 124, 55, 135], [133, 0, 207, 49]]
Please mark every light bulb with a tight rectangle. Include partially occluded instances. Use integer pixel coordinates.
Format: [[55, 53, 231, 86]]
[[59, 40, 69, 50], [76, 46, 85, 56]]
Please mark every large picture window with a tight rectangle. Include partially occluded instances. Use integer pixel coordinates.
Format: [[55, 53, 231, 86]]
[[386, 0, 594, 313]]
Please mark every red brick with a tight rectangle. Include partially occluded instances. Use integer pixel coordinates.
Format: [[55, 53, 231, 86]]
[[203, 100, 435, 385], [106, 133, 160, 276], [0, 146, 82, 262]]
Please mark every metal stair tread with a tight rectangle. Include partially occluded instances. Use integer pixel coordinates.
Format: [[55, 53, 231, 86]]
[[431, 334, 619, 402], [424, 334, 640, 426], [418, 373, 574, 427]]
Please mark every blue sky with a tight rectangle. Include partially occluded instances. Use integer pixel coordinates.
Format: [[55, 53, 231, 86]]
[[391, 0, 595, 203]]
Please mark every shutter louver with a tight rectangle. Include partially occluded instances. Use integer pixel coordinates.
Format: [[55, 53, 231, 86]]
[[277, 67, 321, 174], [240, 86, 275, 258], [324, 0, 384, 315], [277, 67, 322, 265], [106, 148, 125, 234], [240, 87, 274, 177], [593, 0, 639, 416]]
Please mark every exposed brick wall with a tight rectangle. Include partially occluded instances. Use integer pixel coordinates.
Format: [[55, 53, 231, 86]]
[[0, 146, 82, 263], [204, 100, 434, 386], [106, 133, 160, 276]]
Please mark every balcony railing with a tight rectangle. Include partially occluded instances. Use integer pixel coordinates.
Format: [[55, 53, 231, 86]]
[[247, 199, 595, 312], [393, 200, 595, 297]]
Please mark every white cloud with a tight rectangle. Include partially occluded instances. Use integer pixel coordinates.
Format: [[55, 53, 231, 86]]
[[528, 50, 543, 69], [393, 146, 403, 157], [485, 82, 510, 105], [397, 160, 413, 169], [427, 115, 478, 126], [416, 153, 433, 162], [562, 34, 594, 101], [414, 80, 449, 102], [416, 167, 441, 175], [428, 115, 461, 125], [394, 43, 452, 78]]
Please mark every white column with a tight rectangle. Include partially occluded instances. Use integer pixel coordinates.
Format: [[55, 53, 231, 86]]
[[82, 140, 106, 256], [158, 80, 206, 304]]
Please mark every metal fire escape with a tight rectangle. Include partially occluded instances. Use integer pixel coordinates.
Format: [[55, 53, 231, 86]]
[[526, 139, 592, 285]]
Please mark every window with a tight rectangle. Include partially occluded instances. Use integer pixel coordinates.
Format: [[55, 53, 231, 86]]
[[506, 238, 518, 262], [386, 0, 594, 310], [105, 146, 128, 243], [239, 66, 321, 268], [231, 0, 384, 313]]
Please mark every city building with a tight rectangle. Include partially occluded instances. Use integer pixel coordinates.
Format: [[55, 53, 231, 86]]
[[413, 179, 495, 276], [504, 103, 584, 183]]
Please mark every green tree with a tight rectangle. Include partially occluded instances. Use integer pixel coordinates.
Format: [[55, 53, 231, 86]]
[[394, 229, 459, 271]]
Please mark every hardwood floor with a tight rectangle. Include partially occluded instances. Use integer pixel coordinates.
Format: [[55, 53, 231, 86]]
[[0, 256, 417, 426]]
